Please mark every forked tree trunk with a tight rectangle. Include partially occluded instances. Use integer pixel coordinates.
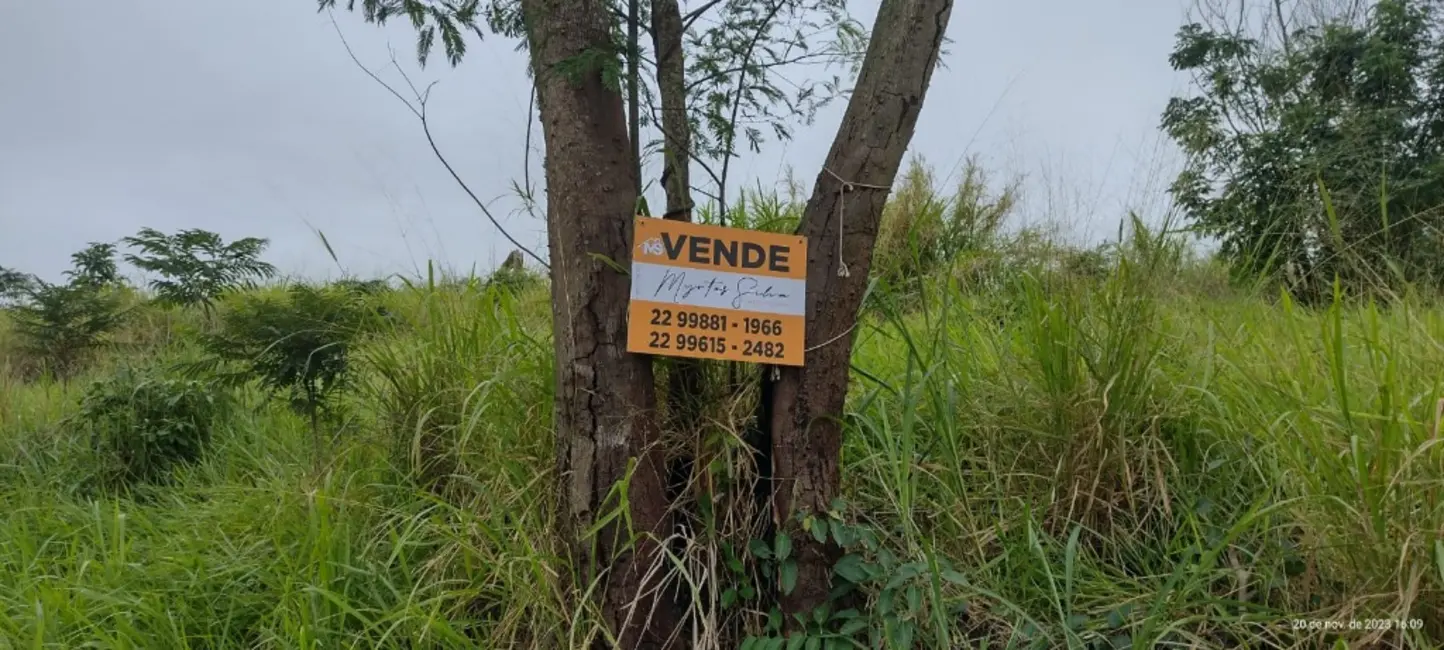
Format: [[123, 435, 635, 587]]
[[519, 1, 682, 647], [767, 0, 955, 617]]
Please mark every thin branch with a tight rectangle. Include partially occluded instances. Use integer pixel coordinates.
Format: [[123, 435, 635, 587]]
[[684, 49, 846, 93], [682, 0, 726, 32], [328, 14, 549, 270], [522, 79, 539, 217], [718, 0, 790, 225]]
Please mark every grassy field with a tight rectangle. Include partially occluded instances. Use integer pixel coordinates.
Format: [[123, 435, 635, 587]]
[[2, 214, 1443, 648]]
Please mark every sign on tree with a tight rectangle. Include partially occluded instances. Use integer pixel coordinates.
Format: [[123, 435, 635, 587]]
[[627, 217, 807, 366]]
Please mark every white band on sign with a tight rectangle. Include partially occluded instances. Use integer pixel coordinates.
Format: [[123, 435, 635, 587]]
[[630, 262, 806, 316]]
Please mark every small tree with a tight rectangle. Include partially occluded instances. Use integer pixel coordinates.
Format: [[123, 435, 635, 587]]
[[66, 243, 122, 289], [0, 266, 35, 304], [200, 283, 380, 459], [7, 244, 127, 379], [122, 228, 278, 313]]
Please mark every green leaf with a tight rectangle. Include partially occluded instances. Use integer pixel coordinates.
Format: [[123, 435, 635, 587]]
[[894, 621, 915, 650], [940, 569, 967, 585], [721, 588, 738, 609], [805, 637, 822, 650], [780, 560, 798, 595], [886, 563, 923, 590], [751, 539, 774, 561], [838, 618, 868, 636], [786, 634, 807, 650], [809, 516, 828, 544], [812, 604, 830, 625], [877, 589, 894, 616], [905, 585, 922, 613], [740, 637, 758, 650], [833, 554, 868, 583], [776, 531, 793, 561]]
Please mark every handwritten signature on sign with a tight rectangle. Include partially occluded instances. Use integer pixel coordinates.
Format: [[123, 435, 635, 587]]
[[653, 269, 790, 310]]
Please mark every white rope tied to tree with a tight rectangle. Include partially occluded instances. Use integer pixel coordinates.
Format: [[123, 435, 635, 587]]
[[823, 167, 890, 278], [762, 170, 885, 379]]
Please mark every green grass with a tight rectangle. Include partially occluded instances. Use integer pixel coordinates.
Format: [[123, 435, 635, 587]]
[[2, 228, 1443, 648]]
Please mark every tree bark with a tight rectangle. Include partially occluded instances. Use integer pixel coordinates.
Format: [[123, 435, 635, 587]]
[[520, 1, 682, 647], [767, 0, 954, 617]]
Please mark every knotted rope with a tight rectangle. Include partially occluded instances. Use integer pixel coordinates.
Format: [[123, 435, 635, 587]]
[[823, 167, 890, 278]]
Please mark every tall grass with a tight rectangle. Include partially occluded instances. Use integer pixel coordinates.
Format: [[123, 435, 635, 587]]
[[1, 179, 1442, 648]]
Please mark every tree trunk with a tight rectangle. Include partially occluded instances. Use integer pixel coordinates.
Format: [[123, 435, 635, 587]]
[[628, 0, 643, 198], [649, 0, 702, 404], [650, 0, 693, 222], [520, 1, 682, 647], [766, 0, 954, 617], [651, 0, 708, 544]]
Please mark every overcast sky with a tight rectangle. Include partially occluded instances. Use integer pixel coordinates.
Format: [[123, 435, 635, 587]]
[[1, 0, 1191, 283]]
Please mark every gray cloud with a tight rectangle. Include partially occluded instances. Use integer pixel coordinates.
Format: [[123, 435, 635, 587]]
[[0, 0, 1189, 283]]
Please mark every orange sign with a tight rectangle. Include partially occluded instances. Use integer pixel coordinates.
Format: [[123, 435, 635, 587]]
[[627, 217, 807, 366]]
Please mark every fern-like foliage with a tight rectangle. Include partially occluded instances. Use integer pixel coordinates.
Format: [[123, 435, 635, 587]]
[[121, 228, 277, 313], [197, 282, 384, 431], [318, 0, 491, 66]]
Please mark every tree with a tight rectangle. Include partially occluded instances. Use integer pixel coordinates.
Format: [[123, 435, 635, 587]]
[[7, 244, 127, 379], [763, 0, 954, 618], [1162, 0, 1444, 297], [324, 0, 954, 644], [65, 243, 122, 289], [121, 228, 278, 313]]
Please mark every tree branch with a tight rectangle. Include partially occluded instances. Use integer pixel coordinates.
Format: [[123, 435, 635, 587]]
[[328, 14, 549, 270]]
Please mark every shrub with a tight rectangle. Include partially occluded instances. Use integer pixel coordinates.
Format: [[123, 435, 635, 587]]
[[875, 155, 1018, 292], [200, 283, 382, 443], [73, 364, 229, 486]]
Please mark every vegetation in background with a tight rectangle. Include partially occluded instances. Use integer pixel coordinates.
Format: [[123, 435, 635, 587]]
[[1, 172, 1442, 646], [1164, 0, 1444, 298], [4, 244, 128, 379]]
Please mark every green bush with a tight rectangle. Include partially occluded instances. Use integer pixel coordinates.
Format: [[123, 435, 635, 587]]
[[73, 364, 229, 486], [201, 283, 382, 440]]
